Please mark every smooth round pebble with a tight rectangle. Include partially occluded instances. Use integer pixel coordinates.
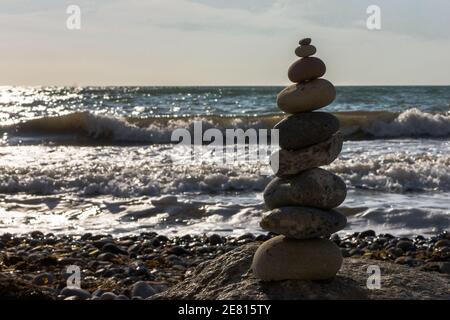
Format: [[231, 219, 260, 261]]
[[100, 292, 117, 300], [288, 57, 326, 83], [32, 272, 54, 286], [131, 281, 156, 299], [60, 286, 91, 300], [277, 79, 336, 114]]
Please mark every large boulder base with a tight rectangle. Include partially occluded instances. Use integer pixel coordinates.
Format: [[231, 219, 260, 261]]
[[252, 236, 343, 281], [152, 242, 450, 300]]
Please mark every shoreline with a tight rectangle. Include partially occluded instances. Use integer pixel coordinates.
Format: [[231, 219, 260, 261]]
[[0, 230, 449, 300]]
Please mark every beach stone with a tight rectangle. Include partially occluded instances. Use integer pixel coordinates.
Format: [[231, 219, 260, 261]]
[[260, 207, 347, 239], [207, 234, 224, 246], [397, 240, 415, 252], [32, 273, 54, 286], [277, 79, 336, 114], [100, 292, 117, 300], [131, 281, 156, 299], [270, 132, 343, 177], [252, 236, 342, 281], [275, 112, 339, 150], [288, 57, 326, 83], [60, 287, 91, 300], [102, 243, 128, 255], [434, 239, 450, 248], [358, 230, 376, 239], [295, 45, 316, 57], [299, 38, 311, 45], [264, 168, 346, 209], [438, 262, 450, 274]]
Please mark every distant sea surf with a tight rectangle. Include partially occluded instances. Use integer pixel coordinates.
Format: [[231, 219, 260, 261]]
[[0, 86, 449, 237]]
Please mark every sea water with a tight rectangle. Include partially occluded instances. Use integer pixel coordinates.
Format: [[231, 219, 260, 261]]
[[0, 86, 449, 237]]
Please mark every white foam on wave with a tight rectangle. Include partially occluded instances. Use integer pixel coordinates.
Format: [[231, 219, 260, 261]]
[[0, 144, 271, 197], [1, 141, 449, 197], [364, 108, 450, 138], [329, 153, 450, 192]]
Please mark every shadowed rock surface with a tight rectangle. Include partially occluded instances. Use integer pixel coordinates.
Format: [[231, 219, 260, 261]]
[[153, 242, 450, 300], [0, 273, 56, 300]]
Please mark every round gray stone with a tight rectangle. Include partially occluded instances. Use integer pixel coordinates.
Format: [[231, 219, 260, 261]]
[[252, 236, 343, 281], [100, 292, 117, 300], [270, 132, 343, 177], [131, 281, 156, 299], [275, 112, 340, 150], [260, 207, 347, 239], [263, 168, 347, 209]]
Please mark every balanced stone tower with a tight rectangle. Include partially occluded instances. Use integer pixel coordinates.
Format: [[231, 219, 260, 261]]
[[252, 38, 348, 281]]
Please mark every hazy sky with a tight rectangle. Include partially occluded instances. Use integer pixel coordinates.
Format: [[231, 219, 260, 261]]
[[1, 0, 450, 85]]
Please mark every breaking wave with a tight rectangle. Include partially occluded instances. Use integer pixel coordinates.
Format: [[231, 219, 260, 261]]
[[1, 108, 449, 145]]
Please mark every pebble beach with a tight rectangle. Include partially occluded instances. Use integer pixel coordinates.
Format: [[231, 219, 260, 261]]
[[1, 230, 449, 300]]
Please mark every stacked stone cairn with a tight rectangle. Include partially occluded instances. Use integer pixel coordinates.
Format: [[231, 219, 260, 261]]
[[252, 38, 348, 281]]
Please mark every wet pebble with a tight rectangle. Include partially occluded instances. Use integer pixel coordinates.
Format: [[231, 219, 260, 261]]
[[131, 281, 156, 299], [434, 239, 450, 248], [32, 273, 54, 286], [358, 230, 376, 239], [396, 240, 415, 252], [166, 246, 191, 256], [102, 243, 128, 255], [207, 234, 223, 246], [100, 292, 117, 300], [60, 287, 91, 300]]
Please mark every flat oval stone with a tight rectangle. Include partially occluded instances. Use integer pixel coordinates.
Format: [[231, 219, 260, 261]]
[[270, 132, 343, 177], [288, 57, 326, 83], [295, 45, 316, 57], [252, 236, 343, 281], [275, 112, 339, 150], [263, 168, 347, 209], [277, 79, 336, 114], [260, 207, 347, 239]]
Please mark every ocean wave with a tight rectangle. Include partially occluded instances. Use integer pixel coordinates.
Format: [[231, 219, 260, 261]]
[[1, 109, 449, 145], [328, 153, 450, 192]]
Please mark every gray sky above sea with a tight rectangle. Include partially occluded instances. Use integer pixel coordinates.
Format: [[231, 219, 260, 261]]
[[1, 0, 450, 86]]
